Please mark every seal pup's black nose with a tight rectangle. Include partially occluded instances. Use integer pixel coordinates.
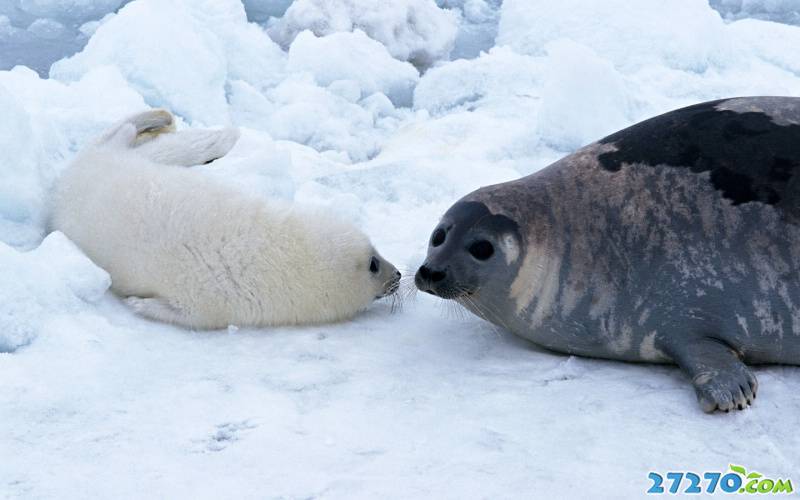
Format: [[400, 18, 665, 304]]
[[378, 270, 402, 299], [387, 270, 401, 293]]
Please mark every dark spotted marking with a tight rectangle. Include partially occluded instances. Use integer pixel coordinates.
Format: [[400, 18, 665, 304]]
[[597, 99, 800, 212]]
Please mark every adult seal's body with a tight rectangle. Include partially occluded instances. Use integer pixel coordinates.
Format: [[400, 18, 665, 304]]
[[52, 110, 400, 329], [415, 96, 800, 413]]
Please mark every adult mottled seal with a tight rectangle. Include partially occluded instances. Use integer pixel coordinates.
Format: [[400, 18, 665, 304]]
[[52, 110, 400, 329], [415, 96, 800, 413]]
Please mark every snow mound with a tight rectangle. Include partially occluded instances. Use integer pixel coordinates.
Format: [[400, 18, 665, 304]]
[[535, 40, 633, 151], [184, 0, 287, 89], [414, 46, 543, 116], [268, 0, 459, 68], [0, 232, 110, 353], [228, 73, 410, 163], [490, 0, 800, 150], [50, 0, 227, 125], [199, 127, 296, 202], [261, 75, 382, 162], [498, 0, 732, 72], [727, 18, 800, 76], [412, 42, 631, 162], [287, 30, 419, 107], [51, 0, 285, 125]]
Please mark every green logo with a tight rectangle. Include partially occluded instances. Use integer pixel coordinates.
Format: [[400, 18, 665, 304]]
[[730, 464, 794, 495]]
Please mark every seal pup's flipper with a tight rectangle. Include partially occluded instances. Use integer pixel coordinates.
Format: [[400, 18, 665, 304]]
[[96, 109, 239, 166], [125, 296, 193, 327], [666, 337, 758, 413], [96, 109, 176, 149], [133, 127, 240, 167]]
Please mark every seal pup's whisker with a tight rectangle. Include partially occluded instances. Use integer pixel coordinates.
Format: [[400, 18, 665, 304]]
[[388, 288, 405, 314]]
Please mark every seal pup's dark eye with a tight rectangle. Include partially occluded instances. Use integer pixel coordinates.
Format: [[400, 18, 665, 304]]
[[431, 228, 446, 247], [370, 256, 380, 274], [468, 240, 494, 261]]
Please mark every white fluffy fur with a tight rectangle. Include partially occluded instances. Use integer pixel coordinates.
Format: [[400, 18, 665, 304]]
[[51, 110, 399, 329]]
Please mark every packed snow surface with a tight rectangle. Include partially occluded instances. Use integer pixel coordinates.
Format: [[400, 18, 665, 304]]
[[2, 0, 800, 498]]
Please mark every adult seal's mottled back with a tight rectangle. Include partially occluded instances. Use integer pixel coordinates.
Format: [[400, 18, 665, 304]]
[[415, 96, 800, 413]]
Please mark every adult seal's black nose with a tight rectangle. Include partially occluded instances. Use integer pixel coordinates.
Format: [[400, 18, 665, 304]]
[[417, 264, 431, 281], [415, 264, 447, 290]]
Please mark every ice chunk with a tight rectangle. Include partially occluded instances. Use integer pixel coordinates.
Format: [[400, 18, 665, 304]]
[[0, 82, 43, 249], [51, 0, 285, 125], [535, 40, 633, 151], [727, 17, 800, 75], [247, 74, 383, 162], [327, 79, 363, 103], [199, 127, 295, 202], [227, 79, 278, 126], [0, 232, 110, 353], [242, 0, 293, 22], [228, 71, 410, 162], [414, 46, 543, 116], [361, 92, 401, 120], [0, 15, 16, 36], [78, 12, 115, 38], [710, 0, 800, 25], [0, 65, 146, 249], [269, 0, 459, 68], [0, 65, 145, 158], [497, 0, 732, 72], [287, 30, 419, 107], [50, 0, 228, 125], [182, 0, 287, 89], [26, 18, 67, 39], [438, 0, 502, 60]]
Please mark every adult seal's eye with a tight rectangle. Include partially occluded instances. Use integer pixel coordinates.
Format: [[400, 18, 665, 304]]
[[370, 256, 380, 273], [431, 228, 446, 247], [468, 240, 494, 260]]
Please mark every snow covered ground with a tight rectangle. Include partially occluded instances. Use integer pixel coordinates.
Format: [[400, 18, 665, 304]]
[[2, 0, 800, 498]]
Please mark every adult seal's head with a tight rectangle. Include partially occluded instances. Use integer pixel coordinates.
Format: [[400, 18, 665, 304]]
[[415, 200, 524, 301]]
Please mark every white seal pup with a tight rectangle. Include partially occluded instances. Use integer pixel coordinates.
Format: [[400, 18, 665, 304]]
[[51, 110, 400, 329]]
